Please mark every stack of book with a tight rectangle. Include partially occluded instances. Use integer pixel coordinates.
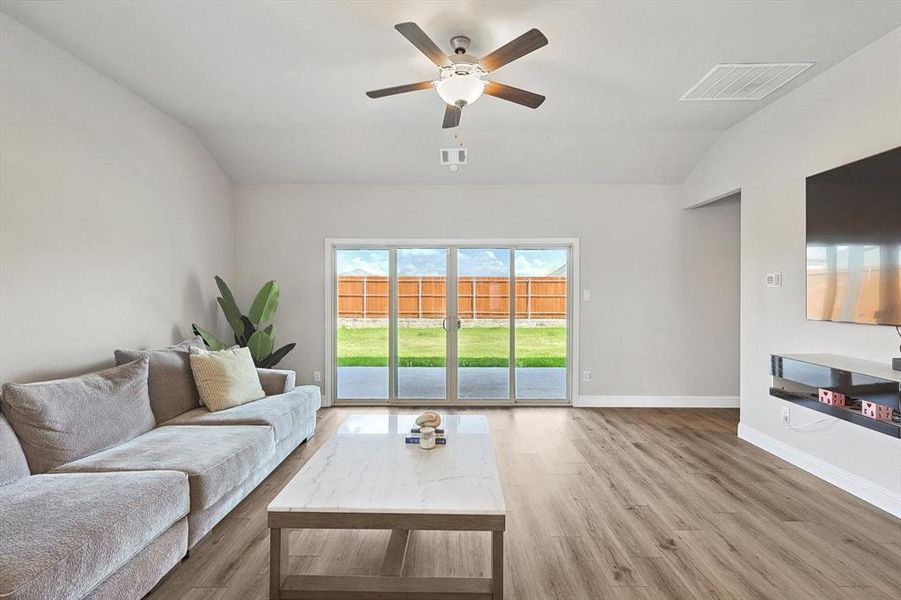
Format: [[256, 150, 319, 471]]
[[405, 427, 447, 445]]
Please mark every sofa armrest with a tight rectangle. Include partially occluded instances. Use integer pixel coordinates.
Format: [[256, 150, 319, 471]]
[[257, 368, 296, 396]]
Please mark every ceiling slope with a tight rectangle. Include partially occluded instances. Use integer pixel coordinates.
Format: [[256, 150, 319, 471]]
[[1, 0, 898, 185]]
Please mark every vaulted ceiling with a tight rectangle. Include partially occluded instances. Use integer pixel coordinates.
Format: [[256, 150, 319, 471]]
[[2, 0, 899, 184]]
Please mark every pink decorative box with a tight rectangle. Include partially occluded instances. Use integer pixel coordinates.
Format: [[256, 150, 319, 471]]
[[861, 401, 893, 421], [818, 389, 845, 406]]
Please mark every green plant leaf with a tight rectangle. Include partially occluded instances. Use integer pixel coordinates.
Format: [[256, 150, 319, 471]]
[[192, 324, 225, 351], [236, 315, 256, 346], [263, 324, 275, 342], [214, 276, 239, 309], [217, 297, 245, 339], [248, 280, 279, 326], [259, 343, 295, 368], [247, 330, 274, 364], [213, 276, 247, 339]]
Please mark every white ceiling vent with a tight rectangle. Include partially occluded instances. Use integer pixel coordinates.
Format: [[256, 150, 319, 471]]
[[680, 63, 814, 101]]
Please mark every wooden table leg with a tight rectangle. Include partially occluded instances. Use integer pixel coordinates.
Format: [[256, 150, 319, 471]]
[[270, 527, 289, 599], [379, 529, 411, 576], [492, 530, 504, 599]]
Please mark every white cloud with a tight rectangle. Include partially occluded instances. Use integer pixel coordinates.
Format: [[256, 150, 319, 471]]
[[458, 248, 510, 276], [336, 250, 388, 275], [398, 248, 446, 275], [515, 249, 568, 276]]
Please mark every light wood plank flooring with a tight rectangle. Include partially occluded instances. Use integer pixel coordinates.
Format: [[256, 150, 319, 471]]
[[148, 407, 901, 600]]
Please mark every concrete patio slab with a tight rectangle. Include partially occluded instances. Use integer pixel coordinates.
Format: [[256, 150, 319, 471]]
[[336, 366, 566, 401]]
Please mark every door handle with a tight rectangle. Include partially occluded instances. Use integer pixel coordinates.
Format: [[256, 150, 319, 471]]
[[441, 318, 462, 331]]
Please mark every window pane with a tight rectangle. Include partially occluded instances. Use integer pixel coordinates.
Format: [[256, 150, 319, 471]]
[[458, 248, 511, 400], [515, 249, 568, 400], [336, 249, 388, 400], [397, 248, 447, 399]]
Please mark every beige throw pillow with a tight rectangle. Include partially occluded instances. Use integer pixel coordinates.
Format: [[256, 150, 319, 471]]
[[189, 346, 265, 412]]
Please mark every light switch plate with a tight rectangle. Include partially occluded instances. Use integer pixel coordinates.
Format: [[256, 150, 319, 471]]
[[582, 290, 591, 302]]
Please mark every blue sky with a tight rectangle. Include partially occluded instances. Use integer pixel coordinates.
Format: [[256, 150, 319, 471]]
[[336, 248, 566, 277]]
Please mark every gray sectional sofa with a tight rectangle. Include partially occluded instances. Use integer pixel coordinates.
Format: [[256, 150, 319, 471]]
[[0, 339, 320, 600]]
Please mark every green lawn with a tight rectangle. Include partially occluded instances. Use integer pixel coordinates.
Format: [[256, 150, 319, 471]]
[[337, 326, 566, 367]]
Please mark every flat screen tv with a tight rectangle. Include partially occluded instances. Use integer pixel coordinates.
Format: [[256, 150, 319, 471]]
[[806, 146, 901, 326]]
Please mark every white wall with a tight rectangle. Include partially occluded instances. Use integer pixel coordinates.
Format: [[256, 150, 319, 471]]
[[684, 28, 901, 510], [0, 14, 234, 383], [234, 184, 740, 404]]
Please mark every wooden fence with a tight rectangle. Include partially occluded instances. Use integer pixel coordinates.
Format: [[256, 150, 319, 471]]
[[338, 276, 567, 319], [807, 267, 901, 324]]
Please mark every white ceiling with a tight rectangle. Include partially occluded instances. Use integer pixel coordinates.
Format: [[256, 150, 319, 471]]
[[2, 1, 899, 185]]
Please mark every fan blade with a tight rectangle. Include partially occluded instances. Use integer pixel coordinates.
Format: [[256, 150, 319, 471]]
[[442, 104, 462, 129], [366, 81, 434, 99], [395, 22, 452, 68], [479, 28, 548, 72], [484, 82, 546, 108]]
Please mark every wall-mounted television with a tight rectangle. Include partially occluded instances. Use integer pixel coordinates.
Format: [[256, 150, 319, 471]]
[[806, 146, 901, 326]]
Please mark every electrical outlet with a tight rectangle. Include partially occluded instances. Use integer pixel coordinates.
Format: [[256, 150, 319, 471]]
[[313, 370, 321, 383], [781, 407, 790, 427], [582, 289, 591, 302], [582, 370, 591, 383]]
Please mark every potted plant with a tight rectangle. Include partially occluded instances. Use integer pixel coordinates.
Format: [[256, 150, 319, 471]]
[[192, 276, 295, 368]]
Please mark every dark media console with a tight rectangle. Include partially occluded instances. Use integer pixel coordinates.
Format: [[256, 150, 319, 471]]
[[771, 354, 901, 438]]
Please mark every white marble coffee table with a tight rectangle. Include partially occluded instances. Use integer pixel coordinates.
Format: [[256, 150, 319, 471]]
[[268, 414, 506, 599]]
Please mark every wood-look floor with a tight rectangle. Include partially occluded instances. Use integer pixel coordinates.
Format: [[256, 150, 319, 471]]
[[148, 407, 901, 600]]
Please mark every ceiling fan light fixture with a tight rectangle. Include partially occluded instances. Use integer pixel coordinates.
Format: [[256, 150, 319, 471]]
[[365, 22, 548, 128], [435, 74, 486, 107]]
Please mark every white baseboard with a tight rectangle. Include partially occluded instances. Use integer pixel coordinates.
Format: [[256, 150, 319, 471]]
[[738, 422, 901, 518], [574, 395, 740, 408]]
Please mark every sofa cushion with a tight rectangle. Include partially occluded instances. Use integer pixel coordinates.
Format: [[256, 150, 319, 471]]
[[189, 346, 266, 411], [186, 460, 272, 548], [115, 336, 205, 423], [0, 470, 188, 600], [0, 414, 30, 486], [162, 385, 320, 444], [0, 358, 155, 474], [53, 425, 275, 511]]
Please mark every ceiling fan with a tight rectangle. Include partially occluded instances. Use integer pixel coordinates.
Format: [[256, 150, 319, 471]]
[[366, 22, 548, 128]]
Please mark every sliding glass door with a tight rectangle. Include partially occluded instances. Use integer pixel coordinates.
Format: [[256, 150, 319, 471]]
[[515, 249, 568, 400], [334, 249, 389, 400], [457, 248, 511, 400], [333, 243, 571, 404], [396, 248, 447, 400]]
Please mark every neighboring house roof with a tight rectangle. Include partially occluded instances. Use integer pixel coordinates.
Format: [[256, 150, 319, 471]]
[[546, 265, 567, 277], [340, 268, 377, 276]]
